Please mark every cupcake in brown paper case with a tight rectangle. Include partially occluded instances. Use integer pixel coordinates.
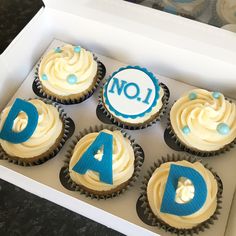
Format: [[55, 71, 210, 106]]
[[98, 66, 169, 130], [0, 98, 73, 166], [140, 154, 223, 234], [153, 0, 208, 19], [169, 89, 236, 156], [35, 44, 105, 104], [63, 125, 144, 199], [213, 0, 236, 27]]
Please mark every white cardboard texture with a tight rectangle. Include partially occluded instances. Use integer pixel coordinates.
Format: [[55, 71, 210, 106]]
[[1, 0, 236, 112], [0, 39, 236, 236]]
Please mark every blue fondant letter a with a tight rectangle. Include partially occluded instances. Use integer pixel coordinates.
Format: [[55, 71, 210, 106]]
[[160, 164, 207, 216], [0, 98, 38, 144], [72, 132, 113, 184]]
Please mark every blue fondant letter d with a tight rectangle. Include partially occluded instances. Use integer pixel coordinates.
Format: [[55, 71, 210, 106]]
[[0, 98, 38, 144], [160, 164, 207, 216], [72, 132, 113, 184]]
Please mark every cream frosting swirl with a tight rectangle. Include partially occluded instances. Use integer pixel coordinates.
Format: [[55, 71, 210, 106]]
[[216, 0, 236, 24], [0, 99, 63, 158], [38, 44, 98, 96], [147, 160, 218, 229], [69, 129, 135, 192], [170, 89, 236, 151], [175, 177, 195, 204]]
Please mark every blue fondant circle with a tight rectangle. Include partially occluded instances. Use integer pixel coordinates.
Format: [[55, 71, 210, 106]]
[[103, 66, 160, 119]]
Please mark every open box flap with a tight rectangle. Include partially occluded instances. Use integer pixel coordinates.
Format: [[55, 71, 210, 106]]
[[0, 7, 54, 110], [42, 0, 236, 66]]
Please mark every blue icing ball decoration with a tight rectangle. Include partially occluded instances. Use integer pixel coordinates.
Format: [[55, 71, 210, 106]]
[[188, 92, 197, 100], [54, 47, 62, 53], [217, 123, 230, 135], [67, 74, 78, 84], [74, 46, 81, 53], [182, 125, 190, 135], [212, 92, 221, 99], [42, 74, 48, 81]]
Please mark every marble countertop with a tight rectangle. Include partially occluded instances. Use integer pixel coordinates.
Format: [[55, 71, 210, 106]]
[[0, 0, 123, 235]]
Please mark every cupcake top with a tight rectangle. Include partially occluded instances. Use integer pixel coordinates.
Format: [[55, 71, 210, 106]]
[[102, 66, 165, 125], [221, 23, 236, 32], [38, 44, 98, 96], [216, 0, 236, 24], [69, 129, 135, 192], [170, 89, 236, 151], [160, 0, 206, 15], [0, 99, 63, 158], [147, 160, 218, 229]]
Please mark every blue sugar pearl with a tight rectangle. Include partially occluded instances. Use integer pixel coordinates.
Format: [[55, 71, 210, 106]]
[[67, 74, 77, 84], [54, 47, 62, 53], [74, 46, 81, 53], [42, 74, 48, 81], [212, 92, 221, 99], [182, 125, 191, 135], [217, 123, 230, 135], [188, 92, 197, 100]]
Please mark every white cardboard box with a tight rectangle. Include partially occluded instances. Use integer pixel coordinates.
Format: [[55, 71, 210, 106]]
[[0, 1, 236, 235]]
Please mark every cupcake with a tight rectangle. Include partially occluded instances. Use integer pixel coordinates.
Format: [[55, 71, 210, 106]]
[[214, 0, 236, 26], [153, 0, 207, 19], [169, 89, 236, 156], [140, 154, 222, 234], [0, 98, 69, 165], [36, 44, 104, 104], [99, 66, 169, 129], [221, 24, 236, 32], [63, 126, 144, 198]]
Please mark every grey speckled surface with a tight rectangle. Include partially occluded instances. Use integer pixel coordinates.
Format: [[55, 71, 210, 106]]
[[0, 179, 123, 236], [0, 0, 123, 235]]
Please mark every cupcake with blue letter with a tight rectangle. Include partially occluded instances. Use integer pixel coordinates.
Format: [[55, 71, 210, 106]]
[[0, 98, 73, 165], [35, 44, 105, 104], [153, 0, 207, 19], [168, 89, 236, 156], [99, 66, 169, 129], [62, 125, 144, 199], [140, 154, 222, 234]]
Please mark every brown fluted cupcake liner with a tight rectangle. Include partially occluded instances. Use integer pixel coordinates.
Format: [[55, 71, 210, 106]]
[[166, 98, 236, 157], [60, 124, 144, 199], [139, 153, 223, 235], [0, 98, 75, 166], [97, 83, 170, 130], [33, 55, 106, 105]]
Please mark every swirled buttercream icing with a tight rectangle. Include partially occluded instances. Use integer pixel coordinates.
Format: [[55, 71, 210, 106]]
[[38, 44, 98, 97], [69, 129, 135, 192], [0, 99, 63, 158], [216, 0, 236, 24], [170, 89, 236, 151], [147, 160, 218, 229]]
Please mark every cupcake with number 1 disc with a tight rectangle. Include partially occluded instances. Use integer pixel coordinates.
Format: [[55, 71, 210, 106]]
[[99, 66, 169, 129]]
